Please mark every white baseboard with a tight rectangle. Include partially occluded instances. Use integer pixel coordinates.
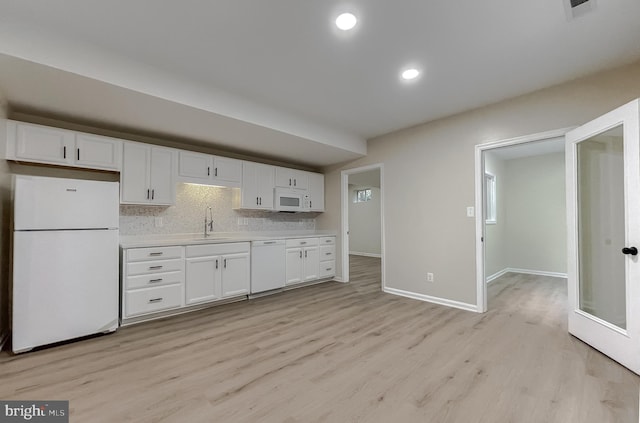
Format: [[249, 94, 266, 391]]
[[486, 268, 509, 284], [506, 268, 568, 279], [333, 276, 346, 283], [349, 251, 382, 258], [486, 267, 567, 283], [383, 287, 479, 313]]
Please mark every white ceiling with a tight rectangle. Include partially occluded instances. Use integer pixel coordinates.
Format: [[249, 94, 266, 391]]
[[1, 1, 639, 167]]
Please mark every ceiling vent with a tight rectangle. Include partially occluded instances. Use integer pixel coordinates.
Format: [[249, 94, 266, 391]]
[[564, 0, 596, 20]]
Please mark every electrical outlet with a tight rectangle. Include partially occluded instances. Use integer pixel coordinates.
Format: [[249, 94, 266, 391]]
[[427, 273, 434, 282], [154, 217, 163, 227], [466, 206, 474, 217]]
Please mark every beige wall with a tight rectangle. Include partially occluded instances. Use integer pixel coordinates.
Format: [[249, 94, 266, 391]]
[[348, 185, 381, 256], [317, 59, 640, 307], [505, 152, 566, 274], [483, 153, 507, 278]]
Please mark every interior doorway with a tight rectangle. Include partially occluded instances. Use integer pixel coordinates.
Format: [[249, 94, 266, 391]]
[[474, 129, 571, 312], [340, 164, 384, 287]]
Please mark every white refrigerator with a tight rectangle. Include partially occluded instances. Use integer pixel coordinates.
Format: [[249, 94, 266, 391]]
[[12, 175, 120, 353]]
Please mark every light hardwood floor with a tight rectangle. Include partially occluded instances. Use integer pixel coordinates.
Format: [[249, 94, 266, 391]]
[[0, 256, 638, 422]]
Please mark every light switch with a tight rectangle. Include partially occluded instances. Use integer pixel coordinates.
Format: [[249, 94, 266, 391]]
[[466, 206, 474, 217]]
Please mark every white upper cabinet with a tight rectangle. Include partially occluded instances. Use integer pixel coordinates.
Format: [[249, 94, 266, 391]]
[[5, 120, 122, 171], [306, 172, 325, 212], [121, 142, 176, 205], [178, 151, 242, 187], [239, 161, 275, 210], [213, 156, 242, 186], [275, 167, 308, 190], [178, 150, 211, 181], [75, 133, 123, 170]]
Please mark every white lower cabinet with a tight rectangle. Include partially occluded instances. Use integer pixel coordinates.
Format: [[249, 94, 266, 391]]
[[121, 246, 185, 322], [285, 238, 319, 286], [185, 243, 250, 305], [318, 236, 336, 278]]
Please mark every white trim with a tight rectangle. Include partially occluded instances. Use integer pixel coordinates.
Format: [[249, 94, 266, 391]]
[[475, 127, 574, 313], [384, 287, 479, 313], [333, 276, 346, 283], [341, 163, 385, 289], [486, 268, 509, 284], [349, 251, 382, 258], [506, 268, 568, 279]]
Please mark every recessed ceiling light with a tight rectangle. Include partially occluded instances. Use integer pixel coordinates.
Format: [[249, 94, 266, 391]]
[[335, 13, 357, 31], [401, 68, 420, 81]]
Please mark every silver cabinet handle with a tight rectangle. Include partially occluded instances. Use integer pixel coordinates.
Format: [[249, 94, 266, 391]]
[[325, 252, 331, 256], [224, 259, 227, 268], [148, 297, 163, 303], [289, 178, 292, 186], [149, 252, 163, 256], [326, 268, 332, 271], [149, 278, 163, 283], [149, 265, 163, 270], [305, 250, 308, 258], [325, 239, 332, 243], [299, 251, 302, 259], [216, 259, 219, 269], [264, 241, 276, 244], [300, 241, 307, 245]]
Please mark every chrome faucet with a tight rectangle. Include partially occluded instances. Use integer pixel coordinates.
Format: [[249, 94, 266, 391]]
[[204, 206, 214, 237]]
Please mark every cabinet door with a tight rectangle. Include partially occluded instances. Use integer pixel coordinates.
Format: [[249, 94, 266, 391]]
[[150, 147, 176, 205], [121, 142, 151, 204], [14, 122, 74, 165], [285, 248, 303, 285], [75, 133, 122, 170], [179, 151, 212, 181], [303, 246, 320, 281], [241, 162, 260, 208], [213, 156, 242, 186], [275, 167, 308, 190], [221, 252, 250, 298], [307, 172, 325, 211], [185, 256, 221, 305], [256, 163, 275, 209], [241, 162, 274, 209]]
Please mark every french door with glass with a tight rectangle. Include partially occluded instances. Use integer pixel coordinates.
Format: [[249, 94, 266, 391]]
[[566, 99, 640, 374]]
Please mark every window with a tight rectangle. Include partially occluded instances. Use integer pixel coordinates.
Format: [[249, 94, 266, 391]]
[[354, 188, 372, 203], [485, 173, 496, 224]]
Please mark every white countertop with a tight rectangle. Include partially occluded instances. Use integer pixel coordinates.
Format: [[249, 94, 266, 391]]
[[119, 230, 338, 248]]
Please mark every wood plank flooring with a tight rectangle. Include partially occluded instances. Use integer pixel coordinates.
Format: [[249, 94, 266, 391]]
[[0, 256, 638, 422]]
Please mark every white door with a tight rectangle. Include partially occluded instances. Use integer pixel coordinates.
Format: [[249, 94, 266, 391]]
[[121, 142, 151, 203], [185, 256, 221, 305], [75, 133, 122, 170], [221, 252, 250, 298], [149, 147, 175, 205], [566, 99, 640, 374], [303, 246, 319, 281], [285, 248, 303, 285]]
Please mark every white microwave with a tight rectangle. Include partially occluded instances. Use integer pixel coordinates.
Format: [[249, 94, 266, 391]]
[[274, 188, 309, 212]]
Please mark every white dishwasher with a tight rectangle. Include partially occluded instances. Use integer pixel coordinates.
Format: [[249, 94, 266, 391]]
[[251, 240, 286, 294]]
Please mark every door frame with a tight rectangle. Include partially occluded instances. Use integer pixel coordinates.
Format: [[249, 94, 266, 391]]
[[340, 163, 385, 287], [474, 128, 573, 312]]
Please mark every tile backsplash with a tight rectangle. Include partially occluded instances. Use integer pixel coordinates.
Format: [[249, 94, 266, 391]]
[[119, 183, 316, 236]]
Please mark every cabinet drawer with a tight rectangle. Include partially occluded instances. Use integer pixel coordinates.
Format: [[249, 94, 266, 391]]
[[318, 236, 335, 246], [320, 245, 335, 260], [127, 258, 183, 276], [127, 246, 184, 262], [186, 242, 250, 258], [124, 284, 182, 318], [319, 260, 336, 278], [286, 238, 318, 248], [126, 270, 184, 290]]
